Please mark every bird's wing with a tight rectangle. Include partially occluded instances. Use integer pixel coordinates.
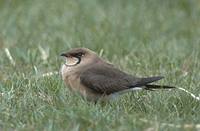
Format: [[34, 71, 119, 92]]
[[80, 64, 163, 95]]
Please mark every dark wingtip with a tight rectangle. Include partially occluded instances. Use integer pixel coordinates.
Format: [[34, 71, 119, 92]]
[[145, 84, 176, 89], [134, 76, 165, 87], [156, 76, 165, 80], [144, 76, 165, 82]]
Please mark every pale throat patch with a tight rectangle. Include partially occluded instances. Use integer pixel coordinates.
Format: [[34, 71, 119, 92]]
[[65, 57, 79, 66], [60, 56, 80, 79]]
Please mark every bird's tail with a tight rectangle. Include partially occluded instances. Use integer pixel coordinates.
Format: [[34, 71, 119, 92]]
[[116, 84, 175, 95], [145, 84, 175, 91], [134, 76, 175, 90]]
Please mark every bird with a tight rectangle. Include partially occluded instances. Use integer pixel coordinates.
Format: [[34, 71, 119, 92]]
[[60, 47, 175, 102]]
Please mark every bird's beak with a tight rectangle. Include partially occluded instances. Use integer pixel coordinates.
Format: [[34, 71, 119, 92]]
[[60, 53, 68, 57]]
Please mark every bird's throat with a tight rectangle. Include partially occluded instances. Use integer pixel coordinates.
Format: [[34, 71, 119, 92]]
[[65, 57, 80, 66]]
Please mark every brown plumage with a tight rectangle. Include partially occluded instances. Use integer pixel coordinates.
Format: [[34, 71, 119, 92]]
[[60, 48, 175, 101]]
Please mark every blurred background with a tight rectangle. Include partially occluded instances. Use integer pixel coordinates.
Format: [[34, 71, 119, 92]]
[[0, 0, 200, 71], [0, 0, 200, 130]]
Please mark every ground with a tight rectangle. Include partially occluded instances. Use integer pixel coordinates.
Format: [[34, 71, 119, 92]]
[[0, 0, 200, 130]]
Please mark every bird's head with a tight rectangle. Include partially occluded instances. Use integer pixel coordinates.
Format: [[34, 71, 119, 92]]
[[60, 48, 99, 67]]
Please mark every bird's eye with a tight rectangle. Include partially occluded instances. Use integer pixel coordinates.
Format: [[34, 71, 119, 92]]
[[77, 52, 84, 57], [81, 53, 85, 56]]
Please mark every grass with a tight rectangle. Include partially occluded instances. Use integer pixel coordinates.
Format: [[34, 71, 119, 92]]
[[0, 0, 200, 130]]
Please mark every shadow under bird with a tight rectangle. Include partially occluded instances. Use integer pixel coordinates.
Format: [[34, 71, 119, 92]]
[[60, 48, 175, 102]]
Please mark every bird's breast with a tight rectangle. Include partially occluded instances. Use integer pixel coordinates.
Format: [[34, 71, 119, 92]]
[[66, 74, 104, 101], [61, 65, 112, 101]]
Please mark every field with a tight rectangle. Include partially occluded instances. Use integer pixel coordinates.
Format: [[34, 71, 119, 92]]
[[0, 0, 200, 130]]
